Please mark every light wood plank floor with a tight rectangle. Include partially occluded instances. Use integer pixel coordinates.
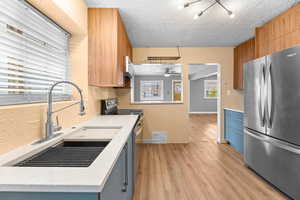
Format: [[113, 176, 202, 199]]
[[134, 114, 287, 200]]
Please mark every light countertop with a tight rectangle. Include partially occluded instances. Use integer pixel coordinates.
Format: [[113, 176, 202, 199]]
[[224, 108, 244, 113], [0, 115, 138, 193]]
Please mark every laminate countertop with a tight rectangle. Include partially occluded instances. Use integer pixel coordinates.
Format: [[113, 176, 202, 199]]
[[0, 115, 138, 193]]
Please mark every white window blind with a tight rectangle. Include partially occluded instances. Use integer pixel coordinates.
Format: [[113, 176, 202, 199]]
[[0, 0, 71, 106]]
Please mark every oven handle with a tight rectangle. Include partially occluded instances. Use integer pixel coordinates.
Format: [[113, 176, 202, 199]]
[[135, 127, 143, 136]]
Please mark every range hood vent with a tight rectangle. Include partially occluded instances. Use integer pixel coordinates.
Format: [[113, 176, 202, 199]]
[[124, 56, 134, 79]]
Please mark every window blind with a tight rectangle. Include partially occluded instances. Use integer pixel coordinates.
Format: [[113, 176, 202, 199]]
[[0, 0, 71, 106]]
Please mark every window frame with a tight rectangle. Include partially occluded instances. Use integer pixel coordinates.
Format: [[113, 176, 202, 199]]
[[140, 80, 164, 101], [204, 80, 218, 99]]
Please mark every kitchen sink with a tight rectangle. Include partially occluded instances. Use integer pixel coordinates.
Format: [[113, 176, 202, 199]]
[[14, 141, 110, 167]]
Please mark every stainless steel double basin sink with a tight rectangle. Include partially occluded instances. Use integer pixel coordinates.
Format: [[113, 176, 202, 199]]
[[14, 126, 121, 168]]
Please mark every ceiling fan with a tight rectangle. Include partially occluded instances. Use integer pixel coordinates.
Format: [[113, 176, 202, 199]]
[[164, 68, 181, 77]]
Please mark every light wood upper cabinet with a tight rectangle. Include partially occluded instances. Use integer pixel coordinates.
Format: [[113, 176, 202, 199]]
[[255, 3, 300, 58], [234, 38, 255, 89], [235, 3, 300, 90], [88, 8, 132, 87]]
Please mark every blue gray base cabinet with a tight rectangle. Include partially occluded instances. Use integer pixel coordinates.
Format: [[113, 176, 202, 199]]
[[0, 132, 135, 200], [224, 109, 244, 153]]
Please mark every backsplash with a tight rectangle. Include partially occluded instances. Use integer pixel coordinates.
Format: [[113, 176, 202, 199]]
[[0, 87, 116, 155]]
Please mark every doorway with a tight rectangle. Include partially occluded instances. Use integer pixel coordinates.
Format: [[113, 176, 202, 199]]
[[188, 63, 222, 143]]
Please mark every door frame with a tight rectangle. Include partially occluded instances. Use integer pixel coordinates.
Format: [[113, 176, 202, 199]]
[[188, 63, 223, 144]]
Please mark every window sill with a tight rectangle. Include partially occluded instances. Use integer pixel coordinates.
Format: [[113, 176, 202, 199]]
[[131, 101, 183, 105], [0, 100, 77, 110]]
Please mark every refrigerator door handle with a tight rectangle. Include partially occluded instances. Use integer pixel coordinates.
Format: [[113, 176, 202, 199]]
[[266, 63, 273, 128], [258, 64, 266, 127], [245, 129, 300, 154]]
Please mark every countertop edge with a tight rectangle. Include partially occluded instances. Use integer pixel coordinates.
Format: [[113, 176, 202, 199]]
[[0, 115, 139, 193]]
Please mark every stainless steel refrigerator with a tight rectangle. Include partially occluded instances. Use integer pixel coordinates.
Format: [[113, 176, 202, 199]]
[[244, 45, 300, 200]]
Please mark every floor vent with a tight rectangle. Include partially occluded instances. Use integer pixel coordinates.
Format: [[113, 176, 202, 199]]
[[144, 131, 168, 144]]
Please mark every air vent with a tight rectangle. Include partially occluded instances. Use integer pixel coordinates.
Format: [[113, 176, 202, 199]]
[[151, 131, 168, 144]]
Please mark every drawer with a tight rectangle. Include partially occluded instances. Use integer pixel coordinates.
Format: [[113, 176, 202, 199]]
[[245, 129, 300, 199]]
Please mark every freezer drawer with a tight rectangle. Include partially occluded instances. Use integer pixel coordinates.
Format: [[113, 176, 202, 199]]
[[244, 129, 300, 200]]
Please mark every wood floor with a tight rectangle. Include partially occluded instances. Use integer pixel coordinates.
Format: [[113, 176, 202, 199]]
[[133, 114, 287, 200]]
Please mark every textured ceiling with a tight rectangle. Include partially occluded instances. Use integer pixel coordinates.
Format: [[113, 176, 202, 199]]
[[189, 64, 217, 80], [85, 0, 300, 47]]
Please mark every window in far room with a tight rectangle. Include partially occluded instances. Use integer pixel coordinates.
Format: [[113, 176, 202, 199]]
[[140, 80, 164, 101]]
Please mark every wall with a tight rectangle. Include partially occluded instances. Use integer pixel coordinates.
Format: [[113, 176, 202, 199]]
[[117, 47, 242, 143], [189, 75, 217, 113], [133, 75, 181, 102], [0, 0, 116, 155]]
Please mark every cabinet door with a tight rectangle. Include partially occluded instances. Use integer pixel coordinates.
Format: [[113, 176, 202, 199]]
[[233, 38, 255, 89], [88, 8, 118, 87], [116, 11, 126, 87], [125, 132, 134, 200], [101, 146, 127, 200]]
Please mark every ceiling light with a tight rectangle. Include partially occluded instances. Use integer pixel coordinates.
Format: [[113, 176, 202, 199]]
[[178, 2, 191, 10], [178, 5, 184, 10], [164, 73, 171, 77], [182, 0, 235, 20], [228, 11, 235, 18], [193, 12, 203, 20]]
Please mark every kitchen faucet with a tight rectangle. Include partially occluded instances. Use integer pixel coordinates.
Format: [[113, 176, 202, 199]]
[[45, 81, 86, 141]]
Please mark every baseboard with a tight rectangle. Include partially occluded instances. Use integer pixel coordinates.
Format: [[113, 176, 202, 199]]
[[142, 139, 167, 144]]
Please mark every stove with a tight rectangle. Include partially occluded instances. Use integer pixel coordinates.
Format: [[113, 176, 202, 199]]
[[117, 109, 143, 116], [100, 98, 143, 119]]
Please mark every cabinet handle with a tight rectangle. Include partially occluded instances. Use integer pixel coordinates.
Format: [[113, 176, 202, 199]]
[[122, 142, 128, 192]]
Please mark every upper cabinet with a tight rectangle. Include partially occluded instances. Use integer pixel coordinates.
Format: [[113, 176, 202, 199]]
[[255, 3, 300, 58], [88, 8, 132, 87], [234, 3, 300, 89], [233, 38, 255, 89]]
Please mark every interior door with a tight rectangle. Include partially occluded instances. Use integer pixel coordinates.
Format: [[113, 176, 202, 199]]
[[266, 46, 300, 146], [244, 57, 267, 134]]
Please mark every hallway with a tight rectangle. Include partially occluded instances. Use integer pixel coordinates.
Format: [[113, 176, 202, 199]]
[[133, 115, 287, 200]]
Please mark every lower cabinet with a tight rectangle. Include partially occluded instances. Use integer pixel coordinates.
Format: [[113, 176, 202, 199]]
[[101, 131, 134, 200], [0, 132, 135, 200], [224, 109, 244, 153]]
